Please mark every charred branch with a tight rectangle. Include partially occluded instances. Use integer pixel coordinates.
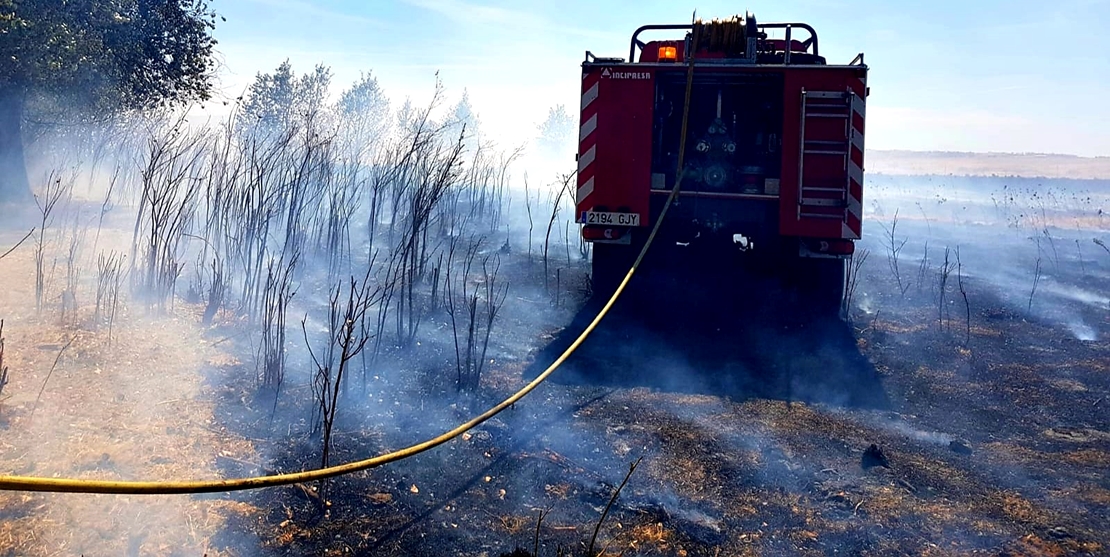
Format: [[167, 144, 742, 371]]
[[880, 210, 910, 298], [33, 171, 72, 313], [0, 320, 8, 411], [259, 254, 298, 390], [94, 251, 125, 344], [0, 228, 34, 261]]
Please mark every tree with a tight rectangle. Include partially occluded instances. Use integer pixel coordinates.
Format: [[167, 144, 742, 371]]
[[0, 0, 219, 202], [535, 104, 575, 160], [336, 70, 389, 159], [240, 60, 333, 135], [449, 89, 479, 155], [241, 60, 298, 131], [295, 64, 332, 123]]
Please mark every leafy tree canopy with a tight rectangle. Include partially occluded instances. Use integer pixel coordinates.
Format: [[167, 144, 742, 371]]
[[0, 0, 219, 202], [337, 70, 390, 155], [241, 59, 332, 131], [338, 71, 387, 123], [0, 0, 219, 111]]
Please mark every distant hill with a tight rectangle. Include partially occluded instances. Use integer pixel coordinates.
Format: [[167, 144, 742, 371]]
[[866, 150, 1110, 180]]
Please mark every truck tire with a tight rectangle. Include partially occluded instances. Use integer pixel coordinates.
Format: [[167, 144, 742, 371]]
[[591, 242, 637, 300], [798, 256, 846, 317]]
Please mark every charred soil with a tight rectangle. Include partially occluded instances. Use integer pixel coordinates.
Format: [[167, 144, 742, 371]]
[[208, 249, 1107, 556], [1, 206, 1108, 557]]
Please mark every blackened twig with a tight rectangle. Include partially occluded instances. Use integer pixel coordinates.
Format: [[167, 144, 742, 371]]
[[588, 455, 644, 556], [0, 228, 35, 261], [29, 335, 76, 421]]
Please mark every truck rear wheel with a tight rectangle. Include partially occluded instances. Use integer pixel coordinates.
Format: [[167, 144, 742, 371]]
[[591, 242, 638, 300], [793, 256, 846, 317]]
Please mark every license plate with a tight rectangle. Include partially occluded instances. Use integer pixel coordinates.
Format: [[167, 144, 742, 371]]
[[581, 211, 640, 226]]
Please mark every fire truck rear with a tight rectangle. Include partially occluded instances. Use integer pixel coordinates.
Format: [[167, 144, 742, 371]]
[[576, 14, 868, 312]]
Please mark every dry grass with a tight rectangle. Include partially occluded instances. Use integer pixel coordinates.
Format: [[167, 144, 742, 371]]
[[868, 150, 1110, 180], [627, 521, 672, 552], [1002, 534, 1104, 557], [0, 224, 258, 557]]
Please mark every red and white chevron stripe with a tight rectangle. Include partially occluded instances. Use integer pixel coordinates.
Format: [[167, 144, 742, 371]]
[[576, 70, 602, 207], [843, 76, 866, 240]]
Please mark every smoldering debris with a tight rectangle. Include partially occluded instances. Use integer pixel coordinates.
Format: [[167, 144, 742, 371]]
[[949, 439, 973, 456], [861, 444, 891, 470]]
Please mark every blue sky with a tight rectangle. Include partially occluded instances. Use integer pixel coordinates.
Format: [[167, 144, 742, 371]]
[[207, 0, 1110, 157]]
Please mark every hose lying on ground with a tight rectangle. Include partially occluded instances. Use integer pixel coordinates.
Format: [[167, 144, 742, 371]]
[[0, 25, 704, 496]]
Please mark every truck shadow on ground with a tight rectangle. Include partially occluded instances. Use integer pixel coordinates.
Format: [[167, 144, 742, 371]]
[[526, 260, 889, 410]]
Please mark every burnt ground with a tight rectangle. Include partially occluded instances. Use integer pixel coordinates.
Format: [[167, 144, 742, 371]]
[[1, 205, 1108, 557], [201, 243, 1108, 556]]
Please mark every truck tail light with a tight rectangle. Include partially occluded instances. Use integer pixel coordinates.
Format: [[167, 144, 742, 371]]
[[582, 226, 627, 241], [805, 239, 855, 255]]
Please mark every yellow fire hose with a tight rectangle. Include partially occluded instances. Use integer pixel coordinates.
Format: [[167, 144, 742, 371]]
[[0, 24, 704, 496]]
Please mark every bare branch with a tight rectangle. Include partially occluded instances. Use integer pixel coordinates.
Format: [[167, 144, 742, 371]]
[[0, 229, 35, 261]]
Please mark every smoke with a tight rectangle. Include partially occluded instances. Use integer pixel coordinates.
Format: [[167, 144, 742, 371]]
[[853, 410, 956, 446], [0, 58, 594, 556], [855, 173, 1110, 342], [5, 52, 1108, 554], [1066, 321, 1097, 342]]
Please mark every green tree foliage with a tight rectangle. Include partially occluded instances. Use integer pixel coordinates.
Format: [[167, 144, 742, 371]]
[[336, 70, 389, 158], [0, 0, 218, 202], [337, 72, 388, 127], [240, 60, 333, 133]]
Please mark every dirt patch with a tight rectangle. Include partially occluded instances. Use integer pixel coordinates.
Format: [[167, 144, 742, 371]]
[[0, 222, 259, 557]]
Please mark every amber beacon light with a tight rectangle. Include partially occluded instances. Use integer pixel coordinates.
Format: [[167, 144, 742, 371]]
[[658, 45, 678, 62]]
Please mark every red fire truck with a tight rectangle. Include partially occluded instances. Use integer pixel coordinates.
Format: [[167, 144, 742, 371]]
[[576, 14, 868, 312]]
